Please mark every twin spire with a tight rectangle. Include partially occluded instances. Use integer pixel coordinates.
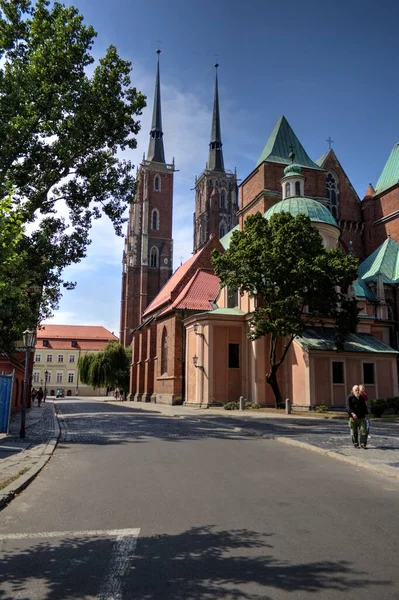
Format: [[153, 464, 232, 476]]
[[147, 54, 225, 172]]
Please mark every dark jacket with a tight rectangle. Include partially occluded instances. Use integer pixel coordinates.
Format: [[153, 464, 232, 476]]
[[36, 389, 44, 401], [346, 393, 368, 419]]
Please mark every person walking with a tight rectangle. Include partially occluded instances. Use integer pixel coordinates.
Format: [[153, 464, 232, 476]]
[[31, 388, 37, 403], [36, 387, 44, 407], [346, 384, 369, 449]]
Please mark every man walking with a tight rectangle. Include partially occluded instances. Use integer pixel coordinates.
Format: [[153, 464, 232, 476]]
[[346, 385, 368, 449], [36, 387, 44, 408]]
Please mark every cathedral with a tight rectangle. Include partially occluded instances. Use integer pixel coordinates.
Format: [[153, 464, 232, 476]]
[[120, 53, 399, 408]]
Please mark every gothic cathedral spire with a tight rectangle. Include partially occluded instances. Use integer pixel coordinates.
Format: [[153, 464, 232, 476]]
[[208, 64, 224, 172], [147, 50, 165, 163], [193, 64, 238, 253]]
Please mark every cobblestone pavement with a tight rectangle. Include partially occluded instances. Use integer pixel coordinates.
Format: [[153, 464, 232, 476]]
[[0, 402, 59, 500]]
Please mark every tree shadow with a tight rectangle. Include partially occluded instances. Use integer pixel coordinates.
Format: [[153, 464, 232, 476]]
[[0, 525, 391, 599]]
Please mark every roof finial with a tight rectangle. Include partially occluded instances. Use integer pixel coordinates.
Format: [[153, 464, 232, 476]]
[[326, 136, 334, 149]]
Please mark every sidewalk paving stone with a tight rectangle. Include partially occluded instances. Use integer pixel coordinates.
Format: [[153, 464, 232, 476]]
[[0, 401, 60, 510]]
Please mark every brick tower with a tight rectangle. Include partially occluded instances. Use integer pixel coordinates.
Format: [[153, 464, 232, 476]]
[[193, 64, 238, 253], [120, 51, 174, 346]]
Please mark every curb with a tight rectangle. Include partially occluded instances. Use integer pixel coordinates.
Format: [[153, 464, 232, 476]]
[[276, 437, 399, 480], [0, 406, 61, 510]]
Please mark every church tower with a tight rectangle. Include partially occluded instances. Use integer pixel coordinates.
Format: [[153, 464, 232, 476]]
[[120, 51, 174, 346], [193, 64, 238, 253]]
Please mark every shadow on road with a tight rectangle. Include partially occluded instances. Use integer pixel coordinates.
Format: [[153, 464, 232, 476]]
[[0, 525, 391, 599]]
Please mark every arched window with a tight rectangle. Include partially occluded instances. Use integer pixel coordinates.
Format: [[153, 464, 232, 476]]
[[326, 173, 339, 219], [161, 327, 168, 375], [220, 189, 226, 209], [295, 181, 301, 196], [285, 182, 291, 198], [219, 222, 226, 238], [151, 209, 159, 231], [154, 175, 161, 192], [150, 246, 158, 268]]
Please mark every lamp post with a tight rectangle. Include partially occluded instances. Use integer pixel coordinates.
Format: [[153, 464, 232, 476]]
[[44, 370, 49, 401], [20, 329, 36, 439]]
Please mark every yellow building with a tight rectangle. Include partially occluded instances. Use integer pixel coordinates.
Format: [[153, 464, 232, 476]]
[[33, 325, 118, 397]]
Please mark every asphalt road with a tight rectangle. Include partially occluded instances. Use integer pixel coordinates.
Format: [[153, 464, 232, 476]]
[[0, 398, 398, 600]]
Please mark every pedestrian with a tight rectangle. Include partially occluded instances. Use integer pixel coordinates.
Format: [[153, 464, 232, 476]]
[[31, 388, 37, 403], [114, 388, 120, 401], [36, 386, 44, 407], [359, 383, 368, 406], [346, 384, 369, 449]]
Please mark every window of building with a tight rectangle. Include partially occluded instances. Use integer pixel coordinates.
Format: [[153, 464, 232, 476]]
[[58, 355, 64, 363], [151, 209, 159, 231], [363, 363, 375, 385], [326, 172, 339, 219], [71, 340, 77, 348], [46, 355, 52, 363], [220, 189, 226, 209], [33, 372, 40, 383], [42, 340, 49, 347], [56, 373, 63, 384], [227, 287, 239, 308], [154, 175, 161, 192], [332, 361, 344, 384], [219, 223, 226, 238], [150, 246, 159, 268], [69, 355, 75, 363], [295, 181, 301, 196], [285, 182, 291, 198], [45, 372, 51, 383], [68, 372, 74, 383], [161, 328, 168, 375], [228, 343, 240, 368], [35, 354, 41, 362]]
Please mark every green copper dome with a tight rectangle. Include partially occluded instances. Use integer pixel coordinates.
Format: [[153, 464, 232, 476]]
[[283, 163, 303, 178], [264, 197, 338, 227]]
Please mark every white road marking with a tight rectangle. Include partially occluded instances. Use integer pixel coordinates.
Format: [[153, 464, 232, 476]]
[[0, 528, 140, 600], [0, 528, 140, 540], [98, 532, 139, 600]]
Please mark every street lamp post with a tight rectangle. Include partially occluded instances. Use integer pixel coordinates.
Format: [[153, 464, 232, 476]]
[[44, 370, 49, 401], [20, 329, 36, 439]]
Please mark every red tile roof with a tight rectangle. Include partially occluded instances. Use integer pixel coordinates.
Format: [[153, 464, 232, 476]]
[[143, 246, 207, 316], [35, 325, 118, 350], [161, 269, 220, 315]]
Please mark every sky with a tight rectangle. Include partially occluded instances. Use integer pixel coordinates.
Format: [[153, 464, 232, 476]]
[[46, 0, 399, 335]]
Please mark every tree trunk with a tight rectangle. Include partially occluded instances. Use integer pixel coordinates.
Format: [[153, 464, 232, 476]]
[[266, 368, 283, 408]]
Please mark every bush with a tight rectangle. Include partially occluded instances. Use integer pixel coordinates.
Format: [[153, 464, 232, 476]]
[[224, 401, 239, 410], [315, 404, 329, 413], [386, 397, 399, 414], [370, 399, 387, 417], [223, 400, 261, 411]]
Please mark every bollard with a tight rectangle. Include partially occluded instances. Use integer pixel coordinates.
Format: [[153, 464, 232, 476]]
[[285, 398, 291, 414], [239, 396, 245, 411]]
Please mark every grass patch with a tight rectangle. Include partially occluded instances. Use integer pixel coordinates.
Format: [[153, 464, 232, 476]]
[[0, 467, 30, 490]]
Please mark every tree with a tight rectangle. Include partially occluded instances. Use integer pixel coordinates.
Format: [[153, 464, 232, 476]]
[[212, 212, 359, 406], [78, 342, 132, 396], [0, 0, 145, 351]]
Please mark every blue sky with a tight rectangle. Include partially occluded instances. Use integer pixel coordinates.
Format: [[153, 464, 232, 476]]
[[47, 0, 399, 335]]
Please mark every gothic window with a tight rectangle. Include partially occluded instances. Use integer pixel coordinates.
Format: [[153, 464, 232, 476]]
[[151, 209, 159, 231], [150, 246, 159, 268], [227, 287, 239, 308], [220, 189, 226, 209], [161, 327, 168, 375], [326, 173, 339, 219], [154, 175, 161, 192], [285, 182, 291, 198], [219, 222, 226, 238], [295, 181, 301, 196]]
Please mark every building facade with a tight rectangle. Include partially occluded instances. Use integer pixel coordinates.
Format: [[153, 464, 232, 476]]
[[34, 325, 118, 397]]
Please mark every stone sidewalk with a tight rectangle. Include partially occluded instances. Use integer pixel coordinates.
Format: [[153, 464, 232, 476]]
[[99, 397, 399, 480], [0, 401, 60, 510]]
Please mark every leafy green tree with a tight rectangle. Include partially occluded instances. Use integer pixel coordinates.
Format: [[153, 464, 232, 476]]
[[212, 212, 359, 406], [0, 0, 145, 350], [78, 342, 132, 396]]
